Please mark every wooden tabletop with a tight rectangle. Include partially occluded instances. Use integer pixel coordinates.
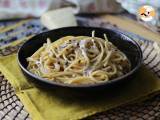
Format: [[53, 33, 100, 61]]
[[101, 15, 160, 42]]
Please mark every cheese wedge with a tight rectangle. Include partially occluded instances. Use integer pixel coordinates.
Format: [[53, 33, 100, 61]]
[[40, 7, 77, 30]]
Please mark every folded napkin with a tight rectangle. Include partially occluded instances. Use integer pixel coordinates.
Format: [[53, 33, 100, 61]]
[[0, 54, 160, 120]]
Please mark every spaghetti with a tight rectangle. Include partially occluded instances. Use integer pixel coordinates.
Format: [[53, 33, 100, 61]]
[[27, 32, 131, 85]]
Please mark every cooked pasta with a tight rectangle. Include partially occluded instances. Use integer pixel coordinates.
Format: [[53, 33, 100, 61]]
[[27, 31, 131, 85]]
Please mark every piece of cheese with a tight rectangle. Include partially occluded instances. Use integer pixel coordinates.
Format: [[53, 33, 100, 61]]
[[40, 7, 77, 30]]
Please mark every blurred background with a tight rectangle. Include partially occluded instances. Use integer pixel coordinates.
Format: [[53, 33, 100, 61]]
[[0, 0, 159, 32]]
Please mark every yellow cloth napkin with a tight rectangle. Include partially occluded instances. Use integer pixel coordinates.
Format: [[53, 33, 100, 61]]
[[0, 54, 160, 120]]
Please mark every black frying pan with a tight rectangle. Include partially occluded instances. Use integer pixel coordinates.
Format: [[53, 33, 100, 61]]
[[18, 27, 142, 96]]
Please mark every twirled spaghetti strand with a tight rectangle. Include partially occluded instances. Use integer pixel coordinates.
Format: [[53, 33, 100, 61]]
[[27, 32, 131, 85]]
